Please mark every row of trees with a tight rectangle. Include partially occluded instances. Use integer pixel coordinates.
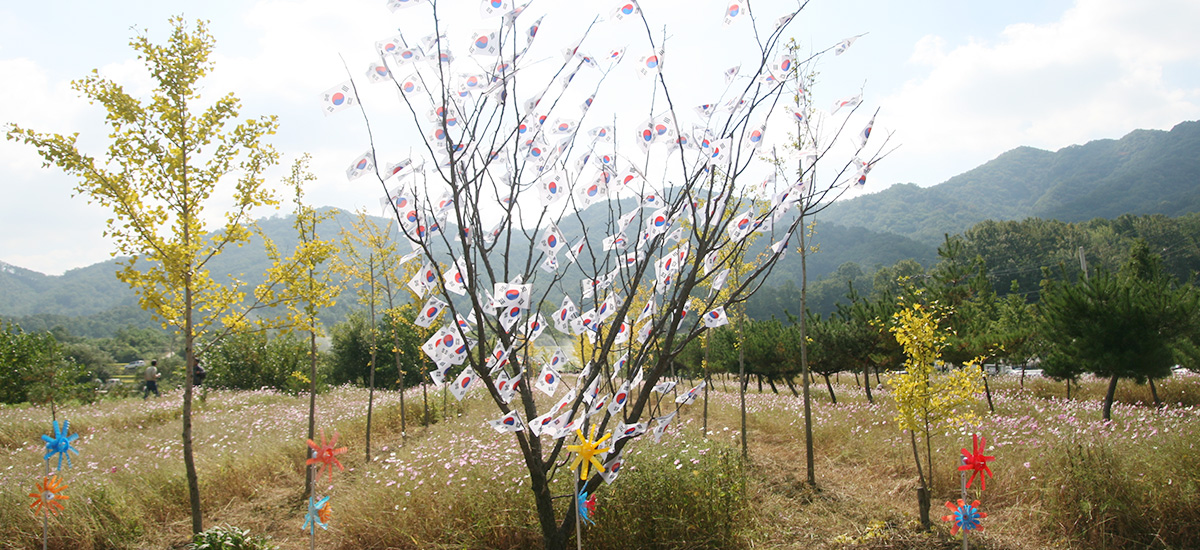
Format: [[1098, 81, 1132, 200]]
[[749, 211, 1200, 320], [681, 236, 1200, 424]]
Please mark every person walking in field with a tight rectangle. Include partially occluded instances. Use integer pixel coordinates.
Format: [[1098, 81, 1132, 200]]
[[144, 360, 161, 399]]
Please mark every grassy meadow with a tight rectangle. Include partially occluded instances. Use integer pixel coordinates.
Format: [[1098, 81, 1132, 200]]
[[1, 371, 1197, 550]]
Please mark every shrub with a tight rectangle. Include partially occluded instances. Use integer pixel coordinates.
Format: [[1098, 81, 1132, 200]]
[[191, 524, 278, 550], [586, 436, 749, 550]]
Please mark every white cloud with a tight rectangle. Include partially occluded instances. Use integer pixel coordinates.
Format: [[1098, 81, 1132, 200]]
[[876, 0, 1200, 186]]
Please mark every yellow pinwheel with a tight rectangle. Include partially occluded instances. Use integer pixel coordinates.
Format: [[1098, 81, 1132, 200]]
[[566, 426, 612, 481]]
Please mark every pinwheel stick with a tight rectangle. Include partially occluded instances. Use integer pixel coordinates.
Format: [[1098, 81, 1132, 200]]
[[961, 470, 969, 550]]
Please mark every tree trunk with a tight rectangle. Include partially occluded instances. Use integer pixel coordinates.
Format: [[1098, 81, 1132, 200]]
[[366, 258, 377, 463], [739, 341, 747, 461], [183, 327, 202, 535], [799, 217, 815, 486], [924, 416, 934, 494], [394, 328, 406, 440], [183, 217, 202, 535], [1149, 378, 1162, 408], [530, 452, 567, 550], [1103, 374, 1119, 421], [979, 362, 994, 413], [305, 329, 317, 497], [863, 365, 873, 404], [756, 374, 763, 392], [766, 377, 779, 394], [703, 334, 710, 437], [783, 376, 799, 397], [909, 430, 931, 530], [822, 373, 836, 404]]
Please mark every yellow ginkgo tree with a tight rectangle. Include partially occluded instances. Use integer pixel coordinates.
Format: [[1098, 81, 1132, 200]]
[[267, 156, 341, 498], [887, 298, 982, 530], [6, 18, 320, 534]]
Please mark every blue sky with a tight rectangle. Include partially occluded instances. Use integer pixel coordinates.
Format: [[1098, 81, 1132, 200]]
[[2, 0, 1198, 275]]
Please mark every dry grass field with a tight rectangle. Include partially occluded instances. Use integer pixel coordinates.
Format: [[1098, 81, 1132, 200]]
[[1, 370, 1197, 549]]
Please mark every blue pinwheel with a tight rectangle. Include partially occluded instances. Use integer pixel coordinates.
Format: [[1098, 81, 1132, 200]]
[[941, 499, 986, 535], [577, 489, 597, 526], [42, 419, 79, 471], [302, 495, 331, 533]]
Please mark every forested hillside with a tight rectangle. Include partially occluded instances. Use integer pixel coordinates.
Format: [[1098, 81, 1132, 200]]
[[821, 121, 1200, 244]]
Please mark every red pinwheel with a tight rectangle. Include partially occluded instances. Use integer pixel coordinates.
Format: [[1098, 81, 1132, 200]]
[[958, 433, 995, 491], [306, 429, 347, 482]]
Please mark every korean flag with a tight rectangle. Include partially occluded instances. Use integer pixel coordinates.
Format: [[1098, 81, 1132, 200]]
[[345, 151, 375, 181], [414, 297, 447, 328], [321, 81, 357, 116], [386, 0, 427, 11], [635, 50, 662, 80], [365, 62, 391, 84], [449, 367, 478, 401], [479, 0, 512, 18], [703, 306, 730, 328], [608, 380, 630, 415], [613, 422, 646, 442], [536, 365, 563, 397], [469, 30, 500, 56], [722, 2, 744, 27], [488, 410, 524, 433]]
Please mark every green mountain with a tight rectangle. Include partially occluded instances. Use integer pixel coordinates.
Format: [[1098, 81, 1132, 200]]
[[0, 209, 375, 338], [6, 120, 1200, 334], [821, 121, 1200, 244]]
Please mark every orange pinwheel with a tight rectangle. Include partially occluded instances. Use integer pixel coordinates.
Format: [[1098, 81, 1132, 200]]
[[306, 429, 347, 482], [958, 433, 996, 491], [566, 425, 612, 481], [29, 475, 68, 516]]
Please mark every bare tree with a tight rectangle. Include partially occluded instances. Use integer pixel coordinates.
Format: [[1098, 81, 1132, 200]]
[[328, 2, 882, 548]]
